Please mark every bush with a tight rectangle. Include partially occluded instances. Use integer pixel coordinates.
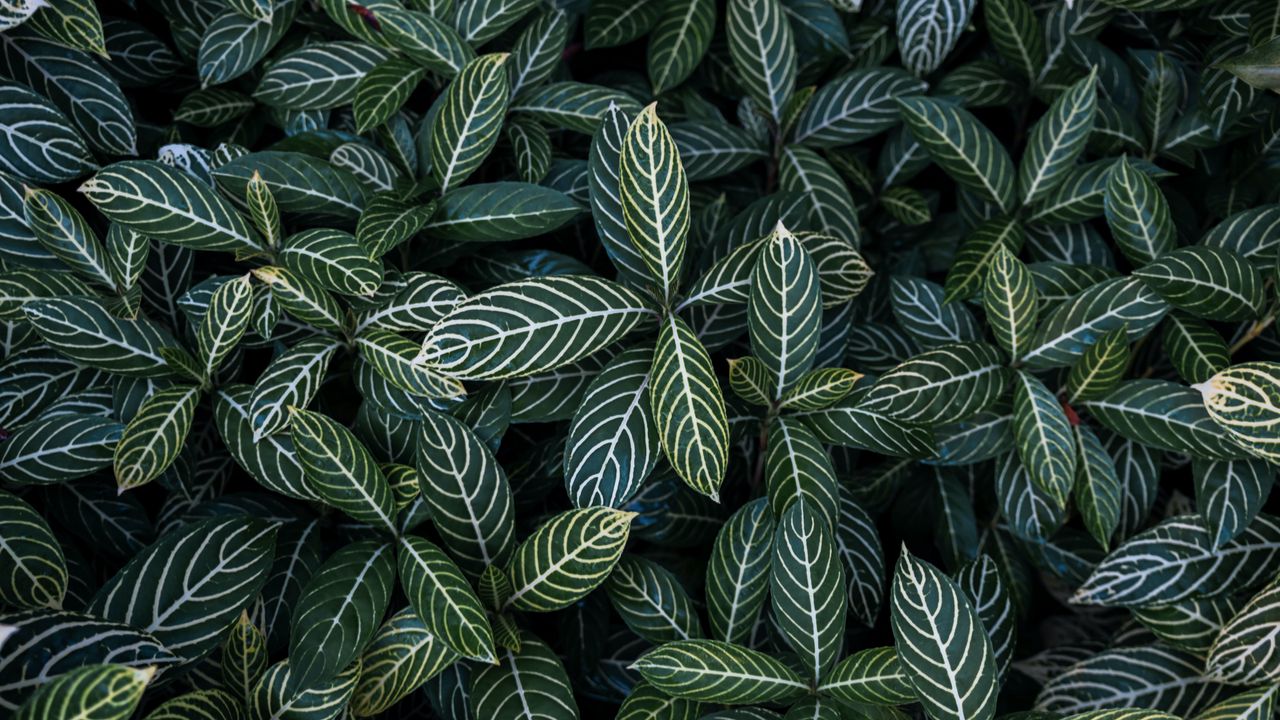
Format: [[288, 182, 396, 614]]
[[2, 0, 1280, 718]]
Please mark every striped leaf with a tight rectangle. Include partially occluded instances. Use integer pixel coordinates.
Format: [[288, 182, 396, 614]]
[[221, 612, 265, 703], [956, 555, 1015, 681], [1019, 71, 1098, 205], [1134, 246, 1265, 322], [397, 534, 495, 663], [793, 68, 928, 148], [1193, 457, 1274, 550], [509, 81, 643, 134], [588, 103, 650, 286], [0, 489, 66, 610], [1104, 156, 1175, 266], [1200, 362, 1280, 463], [617, 681, 702, 720], [472, 630, 578, 720], [289, 540, 395, 691], [281, 229, 381, 298], [819, 646, 915, 706], [771, 499, 847, 682], [564, 346, 661, 509], [14, 664, 152, 720], [707, 498, 774, 645], [415, 409, 516, 576], [651, 314, 730, 501], [1012, 370, 1075, 506], [248, 657, 359, 720], [23, 189, 111, 293], [142, 689, 242, 720], [0, 414, 120, 485], [432, 53, 511, 193], [1191, 686, 1279, 720], [765, 417, 839, 529], [859, 342, 1008, 425], [350, 606, 458, 717], [247, 336, 341, 441], [585, 0, 659, 49], [417, 275, 653, 381], [253, 41, 388, 110], [23, 297, 174, 377], [197, 2, 299, 87], [0, 81, 94, 184], [504, 507, 634, 612], [1133, 595, 1241, 657], [250, 266, 344, 332], [383, 7, 473, 76], [891, 276, 984, 349], [796, 395, 937, 458], [780, 368, 862, 411], [898, 96, 1014, 212], [1087, 379, 1248, 460], [779, 146, 861, 248], [620, 102, 690, 304], [89, 517, 277, 662], [356, 329, 465, 401], [289, 406, 398, 535], [749, 223, 822, 395], [1205, 570, 1280, 683], [606, 555, 704, 643], [1022, 278, 1168, 369], [983, 245, 1038, 360], [633, 639, 809, 705], [897, 0, 975, 76], [945, 215, 1024, 304], [1035, 645, 1227, 716], [214, 151, 366, 222], [726, 0, 796, 122], [113, 384, 201, 491], [1066, 325, 1130, 403], [890, 548, 998, 720], [1163, 313, 1228, 385], [1074, 425, 1123, 550], [647, 0, 715, 94]]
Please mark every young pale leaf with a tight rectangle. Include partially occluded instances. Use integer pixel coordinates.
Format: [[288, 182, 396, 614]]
[[620, 103, 690, 304], [504, 507, 634, 612], [890, 547, 997, 720], [651, 314, 730, 501], [222, 612, 266, 704], [1200, 362, 1280, 463], [633, 639, 809, 705]]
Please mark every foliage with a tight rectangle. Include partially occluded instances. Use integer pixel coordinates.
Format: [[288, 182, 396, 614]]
[[0, 0, 1279, 718]]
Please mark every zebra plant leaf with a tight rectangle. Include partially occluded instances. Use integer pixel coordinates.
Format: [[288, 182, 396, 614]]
[[504, 507, 634, 612], [771, 499, 847, 682], [113, 384, 201, 491], [897, 0, 975, 76], [472, 630, 578, 720], [14, 664, 152, 720], [651, 314, 730, 501], [621, 102, 690, 304], [606, 555, 704, 643], [897, 96, 1014, 212], [431, 53, 511, 193], [1200, 362, 1280, 463], [0, 489, 66, 610], [726, 0, 796, 122], [633, 639, 809, 705], [289, 406, 399, 535]]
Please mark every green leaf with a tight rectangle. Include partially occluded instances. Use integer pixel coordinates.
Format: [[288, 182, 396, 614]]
[[350, 606, 459, 717], [196, 273, 253, 381], [618, 681, 702, 720], [355, 194, 435, 260], [749, 223, 822, 395], [796, 394, 938, 458], [890, 547, 997, 720], [564, 346, 661, 509], [509, 81, 643, 134], [585, 0, 659, 49], [819, 646, 915, 706], [0, 414, 121, 485], [397, 534, 496, 663], [621, 103, 690, 304], [214, 151, 366, 222], [651, 314, 730, 501], [197, 1, 299, 87], [1104, 156, 1175, 266], [1163, 313, 1228, 386], [25, 0, 106, 56], [897, 96, 1015, 213], [983, 0, 1044, 81], [432, 53, 511, 193], [418, 275, 650, 380], [89, 517, 277, 662], [766, 417, 839, 529], [1074, 425, 1123, 551], [780, 367, 862, 411], [793, 68, 928, 147], [859, 342, 1008, 425], [415, 409, 516, 576], [1086, 379, 1248, 460], [423, 181, 581, 242], [253, 41, 389, 110], [251, 266, 345, 332], [289, 406, 399, 535], [24, 297, 175, 377], [633, 639, 809, 705], [23, 187, 115, 291], [896, 0, 975, 76], [81, 160, 261, 252], [142, 690, 243, 720], [1133, 245, 1265, 322], [1073, 514, 1280, 607], [606, 555, 704, 643], [779, 146, 861, 246], [587, 103, 651, 287], [1132, 595, 1241, 657], [281, 229, 382, 298], [1019, 70, 1097, 205], [1191, 686, 1279, 720], [0, 81, 94, 184], [471, 630, 579, 720], [453, 0, 537, 45], [504, 507, 633, 612], [289, 539, 395, 691], [356, 329, 466, 401], [945, 215, 1024, 304], [956, 555, 1015, 681], [247, 336, 341, 440], [1035, 646, 1218, 716], [1193, 457, 1274, 551], [15, 664, 152, 720], [891, 276, 983, 348], [382, 7, 474, 77], [647, 0, 715, 94], [353, 56, 427, 134], [726, 0, 797, 122], [0, 489, 66, 609], [707, 498, 774, 645], [221, 612, 266, 704], [983, 245, 1038, 360], [1022, 278, 1168, 369], [113, 384, 200, 491], [1066, 325, 1130, 403], [248, 657, 359, 720], [1200, 362, 1280, 463], [771, 499, 847, 682], [1012, 370, 1075, 506]]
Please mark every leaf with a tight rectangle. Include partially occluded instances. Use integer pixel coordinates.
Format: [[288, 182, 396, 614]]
[[633, 639, 809, 705], [215, 151, 367, 222], [472, 630, 579, 720], [983, 245, 1038, 360], [253, 41, 388, 110], [1086, 379, 1248, 460], [606, 555, 704, 643], [647, 0, 715, 94], [23, 297, 174, 377], [617, 681, 703, 720], [819, 646, 915, 706], [247, 336, 341, 441], [793, 68, 928, 147], [113, 384, 201, 491], [749, 223, 822, 395], [0, 489, 66, 609], [621, 103, 690, 304], [588, 103, 651, 287], [983, 0, 1044, 81], [890, 547, 998, 720], [397, 534, 495, 663], [289, 406, 398, 535], [281, 228, 382, 298], [142, 690, 243, 720], [956, 555, 1015, 681], [249, 657, 360, 720], [1193, 457, 1274, 550], [585, 0, 659, 49], [81, 160, 261, 252], [432, 53, 511, 193], [859, 342, 1008, 425], [891, 276, 984, 349], [88, 517, 277, 662], [564, 346, 661, 509], [289, 540, 395, 691], [221, 612, 266, 703], [14, 664, 152, 720], [1200, 362, 1280, 463], [423, 181, 581, 242], [416, 409, 516, 576], [771, 499, 847, 682], [1104, 156, 1175, 266], [1012, 370, 1075, 506], [382, 7, 474, 76], [510, 81, 643, 134], [897, 96, 1015, 213], [452, 0, 537, 45], [197, 2, 299, 87], [1072, 513, 1280, 607], [726, 0, 797, 122], [651, 314, 730, 501], [796, 395, 937, 458], [1066, 325, 1130, 403], [896, 0, 975, 76], [504, 507, 634, 612], [1074, 425, 1123, 550], [24, 0, 106, 56], [1022, 278, 1168, 369], [1035, 646, 1227, 716], [1133, 246, 1265, 322], [1019, 70, 1098, 205], [0, 80, 94, 184], [707, 498, 774, 645], [350, 606, 459, 717]]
